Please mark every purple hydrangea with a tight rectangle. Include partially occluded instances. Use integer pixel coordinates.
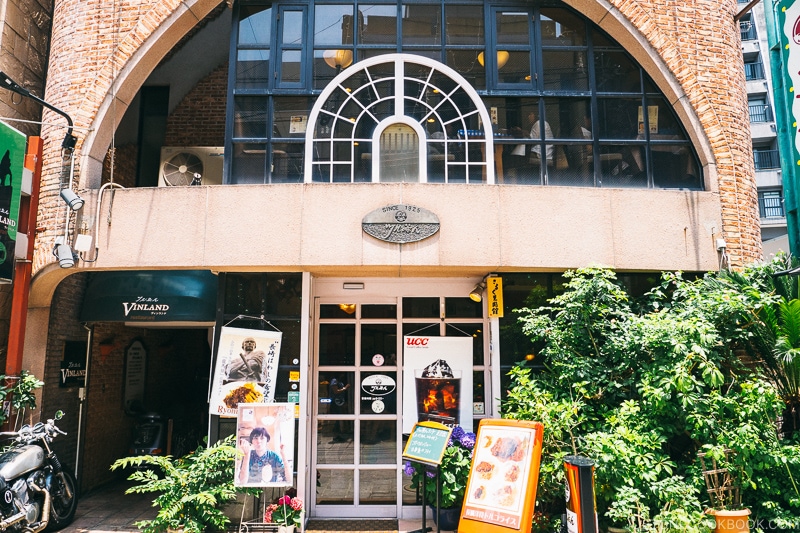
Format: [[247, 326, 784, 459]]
[[459, 432, 476, 450], [403, 461, 416, 476], [451, 426, 466, 441], [426, 470, 436, 478]]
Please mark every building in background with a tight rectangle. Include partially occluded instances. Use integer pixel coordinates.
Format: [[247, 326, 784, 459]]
[[741, 0, 790, 256], [0, 0, 764, 520]]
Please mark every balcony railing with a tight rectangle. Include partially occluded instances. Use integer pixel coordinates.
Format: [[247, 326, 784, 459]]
[[744, 62, 765, 81], [754, 149, 780, 170], [740, 21, 757, 41], [749, 104, 773, 123], [759, 196, 785, 219]]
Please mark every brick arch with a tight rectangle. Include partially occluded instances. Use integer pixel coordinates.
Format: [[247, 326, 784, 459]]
[[564, 0, 759, 265], [34, 0, 224, 274]]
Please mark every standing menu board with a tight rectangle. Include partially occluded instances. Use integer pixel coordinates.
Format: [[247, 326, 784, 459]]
[[402, 421, 452, 465], [459, 419, 544, 533]]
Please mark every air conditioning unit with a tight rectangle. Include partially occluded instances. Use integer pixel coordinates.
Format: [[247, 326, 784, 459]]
[[159, 146, 224, 186]]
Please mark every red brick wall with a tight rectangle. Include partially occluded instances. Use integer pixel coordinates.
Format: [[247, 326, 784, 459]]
[[165, 63, 228, 147]]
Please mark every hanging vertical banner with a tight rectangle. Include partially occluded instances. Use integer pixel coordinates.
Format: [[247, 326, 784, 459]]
[[0, 122, 26, 282], [209, 326, 283, 417], [487, 276, 504, 318], [235, 403, 295, 487], [402, 336, 473, 433]]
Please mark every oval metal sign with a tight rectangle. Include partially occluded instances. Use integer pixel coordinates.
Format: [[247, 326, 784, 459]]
[[361, 374, 396, 396], [362, 204, 440, 244]]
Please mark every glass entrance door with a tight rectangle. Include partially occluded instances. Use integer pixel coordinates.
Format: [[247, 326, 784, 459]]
[[313, 300, 401, 517], [310, 281, 489, 519]]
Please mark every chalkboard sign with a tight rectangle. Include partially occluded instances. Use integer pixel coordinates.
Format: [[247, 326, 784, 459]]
[[402, 421, 452, 465]]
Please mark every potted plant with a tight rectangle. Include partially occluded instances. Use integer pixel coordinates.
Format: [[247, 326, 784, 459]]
[[699, 450, 750, 533], [404, 426, 476, 531], [264, 491, 304, 533], [110, 434, 257, 533]]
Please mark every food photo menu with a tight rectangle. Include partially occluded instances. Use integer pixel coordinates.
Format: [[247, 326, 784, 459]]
[[460, 420, 544, 532]]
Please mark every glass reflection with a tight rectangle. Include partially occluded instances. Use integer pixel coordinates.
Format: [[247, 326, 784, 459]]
[[360, 469, 397, 504], [360, 421, 397, 463], [316, 469, 354, 504]]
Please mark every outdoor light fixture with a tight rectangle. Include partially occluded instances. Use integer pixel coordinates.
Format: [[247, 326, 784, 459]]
[[323, 50, 354, 70], [53, 239, 75, 269], [469, 282, 486, 302], [60, 188, 84, 210], [0, 71, 77, 151], [477, 51, 510, 69]]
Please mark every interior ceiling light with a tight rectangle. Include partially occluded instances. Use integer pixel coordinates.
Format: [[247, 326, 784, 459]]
[[477, 51, 510, 69], [324, 49, 354, 70], [339, 303, 356, 315]]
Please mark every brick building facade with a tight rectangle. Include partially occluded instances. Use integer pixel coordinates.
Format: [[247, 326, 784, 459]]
[[0, 0, 766, 516]]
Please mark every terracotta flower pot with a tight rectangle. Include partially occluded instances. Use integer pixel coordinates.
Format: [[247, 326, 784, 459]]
[[705, 509, 750, 533]]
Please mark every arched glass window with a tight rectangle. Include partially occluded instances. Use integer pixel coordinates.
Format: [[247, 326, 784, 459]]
[[229, 0, 702, 190]]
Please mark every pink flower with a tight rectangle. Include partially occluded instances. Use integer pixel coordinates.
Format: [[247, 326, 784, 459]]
[[278, 495, 291, 506], [290, 497, 303, 511]]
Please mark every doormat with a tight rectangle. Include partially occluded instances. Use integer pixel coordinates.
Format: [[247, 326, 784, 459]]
[[305, 519, 398, 532]]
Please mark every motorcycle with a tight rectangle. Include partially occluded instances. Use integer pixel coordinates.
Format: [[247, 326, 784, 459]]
[[0, 411, 77, 531]]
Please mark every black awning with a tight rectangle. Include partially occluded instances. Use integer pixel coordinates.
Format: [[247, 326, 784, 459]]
[[79, 270, 218, 323]]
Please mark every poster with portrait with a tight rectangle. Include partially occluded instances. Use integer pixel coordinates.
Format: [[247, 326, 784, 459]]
[[459, 419, 544, 533], [402, 336, 473, 434], [209, 326, 283, 417], [235, 403, 295, 488]]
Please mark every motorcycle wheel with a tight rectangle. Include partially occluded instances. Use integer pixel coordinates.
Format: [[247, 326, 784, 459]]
[[45, 470, 78, 531]]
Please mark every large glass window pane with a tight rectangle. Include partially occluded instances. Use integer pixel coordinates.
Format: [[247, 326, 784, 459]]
[[497, 51, 530, 85], [319, 324, 356, 365], [446, 323, 483, 365], [236, 49, 270, 88], [362, 304, 397, 319], [403, 298, 439, 319], [361, 324, 398, 366], [271, 142, 304, 183], [445, 5, 483, 45], [359, 469, 397, 503], [643, 97, 686, 139], [273, 97, 313, 138], [598, 144, 646, 188], [231, 143, 267, 184], [361, 5, 398, 45], [233, 98, 267, 142], [597, 98, 643, 139], [497, 11, 530, 45], [594, 50, 641, 93], [446, 50, 486, 89], [281, 50, 302, 83], [315, 5, 355, 46], [317, 469, 354, 504], [402, 5, 441, 45], [444, 298, 482, 318], [359, 424, 397, 462], [283, 11, 304, 45], [542, 50, 588, 91], [238, 5, 272, 46], [652, 145, 700, 189], [540, 8, 586, 46]]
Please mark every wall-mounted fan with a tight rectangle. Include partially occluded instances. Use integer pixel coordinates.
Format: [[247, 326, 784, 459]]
[[160, 151, 203, 186]]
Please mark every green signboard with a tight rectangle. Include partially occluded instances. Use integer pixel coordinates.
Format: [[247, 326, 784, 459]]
[[402, 421, 452, 465], [0, 121, 25, 282]]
